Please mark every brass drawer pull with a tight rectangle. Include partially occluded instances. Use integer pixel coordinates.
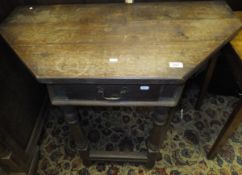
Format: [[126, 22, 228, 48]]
[[97, 87, 128, 101]]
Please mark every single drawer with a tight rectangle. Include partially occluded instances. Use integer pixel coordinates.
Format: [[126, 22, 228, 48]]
[[48, 84, 184, 106]]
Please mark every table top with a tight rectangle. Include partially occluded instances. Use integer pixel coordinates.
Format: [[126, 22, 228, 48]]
[[231, 11, 242, 61], [0, 1, 241, 84]]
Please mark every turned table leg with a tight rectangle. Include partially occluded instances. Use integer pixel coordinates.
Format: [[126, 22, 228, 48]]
[[196, 53, 219, 110], [61, 107, 90, 166], [146, 108, 173, 168], [207, 99, 242, 159], [205, 45, 242, 159]]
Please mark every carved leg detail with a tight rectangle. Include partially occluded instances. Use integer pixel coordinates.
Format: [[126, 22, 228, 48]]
[[61, 107, 90, 165], [146, 108, 172, 168]]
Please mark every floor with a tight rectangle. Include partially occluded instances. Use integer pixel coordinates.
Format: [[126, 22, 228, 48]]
[[36, 85, 242, 175]]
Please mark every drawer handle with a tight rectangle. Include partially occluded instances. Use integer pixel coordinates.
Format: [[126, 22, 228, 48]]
[[97, 87, 128, 101]]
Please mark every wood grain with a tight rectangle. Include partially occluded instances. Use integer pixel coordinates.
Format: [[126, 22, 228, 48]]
[[0, 1, 241, 84], [231, 11, 242, 61]]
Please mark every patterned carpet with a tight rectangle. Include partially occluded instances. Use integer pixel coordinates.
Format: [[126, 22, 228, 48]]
[[36, 85, 242, 175]]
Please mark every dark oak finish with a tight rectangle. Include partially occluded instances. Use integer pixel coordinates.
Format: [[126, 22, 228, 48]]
[[0, 1, 241, 84]]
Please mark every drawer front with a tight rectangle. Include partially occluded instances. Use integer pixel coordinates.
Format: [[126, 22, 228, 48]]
[[48, 84, 162, 101], [48, 84, 181, 102]]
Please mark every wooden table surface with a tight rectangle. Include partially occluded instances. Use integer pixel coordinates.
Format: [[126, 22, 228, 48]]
[[0, 1, 241, 84], [231, 11, 242, 61]]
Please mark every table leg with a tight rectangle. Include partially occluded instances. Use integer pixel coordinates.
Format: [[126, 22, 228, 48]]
[[196, 54, 219, 110], [207, 99, 242, 159], [146, 108, 172, 168], [61, 107, 90, 166]]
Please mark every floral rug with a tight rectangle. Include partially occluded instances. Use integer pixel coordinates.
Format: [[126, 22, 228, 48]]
[[36, 85, 242, 175]]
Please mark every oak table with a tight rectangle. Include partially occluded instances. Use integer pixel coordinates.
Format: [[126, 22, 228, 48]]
[[0, 1, 241, 167]]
